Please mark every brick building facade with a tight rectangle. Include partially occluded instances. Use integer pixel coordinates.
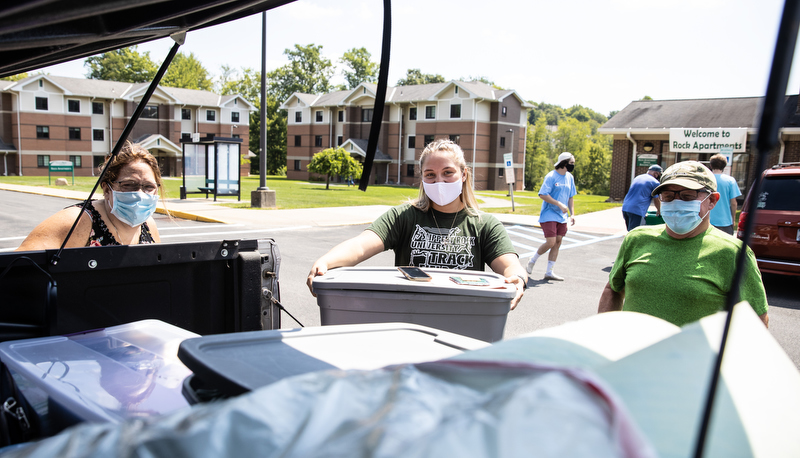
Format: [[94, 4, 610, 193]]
[[281, 81, 531, 191], [0, 75, 254, 178]]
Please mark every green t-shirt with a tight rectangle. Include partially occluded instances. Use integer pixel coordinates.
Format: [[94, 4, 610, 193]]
[[367, 203, 517, 270], [609, 225, 768, 327]]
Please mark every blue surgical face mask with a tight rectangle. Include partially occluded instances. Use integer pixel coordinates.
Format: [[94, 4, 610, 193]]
[[110, 190, 158, 227], [660, 193, 710, 235]]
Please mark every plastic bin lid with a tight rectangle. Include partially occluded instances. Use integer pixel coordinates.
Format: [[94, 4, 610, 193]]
[[312, 267, 516, 298], [178, 322, 490, 397], [0, 319, 198, 423]]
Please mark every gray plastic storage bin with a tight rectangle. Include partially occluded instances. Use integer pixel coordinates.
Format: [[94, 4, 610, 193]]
[[177, 322, 489, 403], [312, 267, 516, 342], [0, 320, 197, 437]]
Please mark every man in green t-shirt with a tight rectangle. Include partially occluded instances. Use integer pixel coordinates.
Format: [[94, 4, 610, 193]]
[[597, 161, 768, 328]]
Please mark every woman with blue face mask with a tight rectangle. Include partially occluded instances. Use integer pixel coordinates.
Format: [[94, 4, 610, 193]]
[[16, 142, 163, 250]]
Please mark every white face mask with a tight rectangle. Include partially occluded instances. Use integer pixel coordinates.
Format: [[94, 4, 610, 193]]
[[423, 180, 463, 207]]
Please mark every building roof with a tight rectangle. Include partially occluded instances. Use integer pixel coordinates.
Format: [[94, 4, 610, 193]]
[[2, 74, 251, 109], [599, 96, 800, 133], [282, 80, 532, 109], [344, 138, 392, 162], [48, 76, 132, 98]]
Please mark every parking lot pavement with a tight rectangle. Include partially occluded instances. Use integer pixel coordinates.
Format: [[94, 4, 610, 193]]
[[505, 224, 625, 259]]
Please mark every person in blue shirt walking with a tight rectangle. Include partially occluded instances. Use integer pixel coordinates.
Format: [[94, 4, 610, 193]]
[[621, 164, 662, 231], [526, 152, 577, 281], [708, 154, 741, 235]]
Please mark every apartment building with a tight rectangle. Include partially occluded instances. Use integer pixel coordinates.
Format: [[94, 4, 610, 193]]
[[281, 80, 532, 191], [0, 74, 254, 177]]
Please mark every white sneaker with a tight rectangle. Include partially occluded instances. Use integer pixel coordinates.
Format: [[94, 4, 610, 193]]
[[544, 272, 564, 281], [526, 258, 536, 275]]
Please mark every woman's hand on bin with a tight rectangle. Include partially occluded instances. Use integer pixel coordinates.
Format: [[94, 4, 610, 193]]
[[490, 253, 527, 310], [307, 262, 328, 297]]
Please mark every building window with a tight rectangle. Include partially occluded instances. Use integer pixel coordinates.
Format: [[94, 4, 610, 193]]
[[500, 137, 506, 147], [181, 133, 192, 141], [295, 111, 302, 123], [424, 134, 434, 146], [35, 97, 48, 111], [449, 135, 460, 144], [425, 106, 435, 119], [501, 106, 508, 117], [36, 126, 49, 139], [408, 136, 416, 148], [37, 155, 50, 167], [316, 111, 323, 122], [181, 108, 191, 120], [93, 129, 104, 141], [409, 107, 417, 120], [206, 110, 215, 121], [338, 110, 344, 122], [499, 168, 504, 177], [406, 164, 415, 177], [92, 102, 104, 115], [294, 135, 301, 147], [69, 127, 81, 140], [231, 111, 240, 123], [337, 136, 343, 146], [362, 108, 373, 122], [38, 80, 43, 88], [142, 105, 158, 118], [294, 160, 301, 171], [450, 104, 461, 119], [69, 155, 82, 167], [232, 134, 240, 139], [315, 135, 323, 147], [68, 100, 80, 113]]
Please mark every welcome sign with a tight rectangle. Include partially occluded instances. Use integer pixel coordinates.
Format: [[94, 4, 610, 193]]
[[669, 128, 747, 153]]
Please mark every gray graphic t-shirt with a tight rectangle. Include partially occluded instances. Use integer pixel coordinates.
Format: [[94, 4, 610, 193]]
[[368, 203, 516, 271]]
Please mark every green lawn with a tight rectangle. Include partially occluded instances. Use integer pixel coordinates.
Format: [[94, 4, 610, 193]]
[[0, 175, 621, 215]]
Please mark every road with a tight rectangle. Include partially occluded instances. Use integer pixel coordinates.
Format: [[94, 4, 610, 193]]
[[2, 190, 799, 368]]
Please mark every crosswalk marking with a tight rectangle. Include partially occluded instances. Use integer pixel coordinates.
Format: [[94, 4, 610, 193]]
[[504, 224, 624, 258]]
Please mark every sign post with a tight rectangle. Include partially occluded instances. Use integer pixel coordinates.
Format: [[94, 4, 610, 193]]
[[636, 154, 658, 167], [503, 152, 515, 211], [48, 160, 74, 185], [719, 146, 734, 175]]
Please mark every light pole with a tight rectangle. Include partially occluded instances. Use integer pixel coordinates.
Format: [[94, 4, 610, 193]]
[[231, 124, 237, 137], [506, 129, 515, 211]]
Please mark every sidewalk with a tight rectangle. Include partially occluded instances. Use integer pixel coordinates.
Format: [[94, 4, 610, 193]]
[[0, 182, 627, 235]]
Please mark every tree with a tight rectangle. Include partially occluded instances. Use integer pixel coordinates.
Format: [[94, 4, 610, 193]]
[[269, 44, 334, 103], [84, 46, 157, 82], [396, 69, 445, 86], [161, 52, 212, 90], [459, 76, 502, 89], [528, 102, 565, 126], [339, 47, 378, 89], [1, 73, 28, 81], [307, 147, 363, 189], [217, 66, 287, 176], [641, 95, 653, 100], [525, 114, 554, 191]]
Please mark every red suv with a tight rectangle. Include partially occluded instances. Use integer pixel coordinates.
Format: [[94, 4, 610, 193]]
[[737, 163, 800, 276]]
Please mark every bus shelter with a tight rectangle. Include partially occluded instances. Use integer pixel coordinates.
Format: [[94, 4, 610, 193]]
[[181, 135, 242, 201]]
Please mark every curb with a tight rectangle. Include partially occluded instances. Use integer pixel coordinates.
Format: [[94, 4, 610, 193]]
[[156, 207, 228, 224]]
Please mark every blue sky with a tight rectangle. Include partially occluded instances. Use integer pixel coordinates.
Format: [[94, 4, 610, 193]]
[[39, 0, 800, 117]]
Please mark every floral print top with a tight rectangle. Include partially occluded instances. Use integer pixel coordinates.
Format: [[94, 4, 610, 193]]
[[72, 202, 155, 246]]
